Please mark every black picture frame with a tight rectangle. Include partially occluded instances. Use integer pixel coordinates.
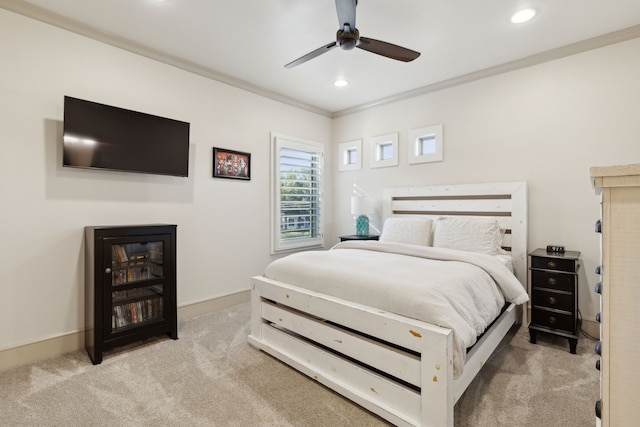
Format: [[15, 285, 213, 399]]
[[213, 147, 251, 180]]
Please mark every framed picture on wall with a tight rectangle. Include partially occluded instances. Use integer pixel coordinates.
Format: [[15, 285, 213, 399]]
[[213, 147, 251, 180]]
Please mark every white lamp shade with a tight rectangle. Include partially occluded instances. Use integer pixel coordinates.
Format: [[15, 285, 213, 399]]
[[351, 196, 376, 215]]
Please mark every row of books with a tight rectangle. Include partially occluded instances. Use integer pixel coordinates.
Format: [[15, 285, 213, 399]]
[[111, 244, 164, 265], [112, 245, 130, 263], [112, 298, 163, 330], [111, 265, 164, 285]]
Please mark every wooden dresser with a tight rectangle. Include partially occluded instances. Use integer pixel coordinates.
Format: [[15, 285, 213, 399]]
[[591, 164, 640, 427]]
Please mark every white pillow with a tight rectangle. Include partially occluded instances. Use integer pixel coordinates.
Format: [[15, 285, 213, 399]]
[[432, 216, 503, 255], [379, 218, 433, 246]]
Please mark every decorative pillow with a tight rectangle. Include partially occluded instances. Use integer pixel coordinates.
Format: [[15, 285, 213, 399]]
[[432, 216, 503, 255], [379, 218, 433, 246]]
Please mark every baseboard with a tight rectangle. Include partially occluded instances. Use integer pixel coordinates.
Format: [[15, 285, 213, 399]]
[[0, 290, 250, 373], [177, 289, 250, 322], [0, 331, 85, 373]]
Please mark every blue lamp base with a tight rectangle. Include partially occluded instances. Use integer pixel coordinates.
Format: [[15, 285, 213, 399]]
[[356, 215, 369, 237]]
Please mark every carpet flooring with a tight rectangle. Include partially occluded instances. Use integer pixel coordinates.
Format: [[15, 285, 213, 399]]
[[0, 302, 598, 426]]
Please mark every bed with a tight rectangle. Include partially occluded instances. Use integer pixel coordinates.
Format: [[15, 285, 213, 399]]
[[248, 181, 528, 426]]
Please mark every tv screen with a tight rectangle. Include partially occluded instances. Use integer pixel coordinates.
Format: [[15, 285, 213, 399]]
[[63, 96, 190, 177]]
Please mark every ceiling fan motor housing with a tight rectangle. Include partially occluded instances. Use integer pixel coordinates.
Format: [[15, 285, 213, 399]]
[[337, 27, 359, 50]]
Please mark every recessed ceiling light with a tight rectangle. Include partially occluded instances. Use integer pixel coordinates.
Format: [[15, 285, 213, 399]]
[[334, 79, 348, 87], [511, 8, 536, 24]]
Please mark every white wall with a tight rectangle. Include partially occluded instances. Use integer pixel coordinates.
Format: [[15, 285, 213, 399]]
[[332, 37, 640, 325], [0, 9, 332, 351]]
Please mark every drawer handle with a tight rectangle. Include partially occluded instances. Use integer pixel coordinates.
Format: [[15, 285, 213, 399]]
[[547, 277, 557, 286], [595, 282, 602, 294], [548, 316, 557, 324], [595, 219, 602, 233], [595, 265, 601, 275], [547, 261, 557, 268], [548, 296, 557, 305], [596, 312, 601, 323]]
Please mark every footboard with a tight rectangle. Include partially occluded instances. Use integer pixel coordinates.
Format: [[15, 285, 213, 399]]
[[248, 276, 457, 427]]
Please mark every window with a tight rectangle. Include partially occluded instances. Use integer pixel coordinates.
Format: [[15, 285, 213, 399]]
[[347, 148, 359, 165], [418, 135, 436, 155], [370, 133, 398, 168], [408, 125, 443, 164], [379, 143, 394, 160], [338, 139, 362, 171], [271, 133, 324, 253]]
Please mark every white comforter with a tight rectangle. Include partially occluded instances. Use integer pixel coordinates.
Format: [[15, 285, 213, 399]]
[[263, 241, 529, 377]]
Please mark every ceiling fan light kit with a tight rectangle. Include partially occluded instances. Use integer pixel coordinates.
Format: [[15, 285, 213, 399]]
[[285, 0, 420, 68]]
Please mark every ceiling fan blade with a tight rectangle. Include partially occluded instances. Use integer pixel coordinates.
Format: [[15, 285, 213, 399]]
[[335, 0, 356, 29], [357, 37, 421, 62], [284, 41, 338, 69]]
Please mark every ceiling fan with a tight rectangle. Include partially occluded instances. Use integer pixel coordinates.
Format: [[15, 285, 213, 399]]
[[285, 0, 421, 69]]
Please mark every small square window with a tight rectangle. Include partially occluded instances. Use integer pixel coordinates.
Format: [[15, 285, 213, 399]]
[[379, 143, 394, 160], [338, 140, 362, 171], [370, 133, 398, 169], [347, 148, 358, 164], [408, 125, 443, 164], [418, 135, 436, 155]]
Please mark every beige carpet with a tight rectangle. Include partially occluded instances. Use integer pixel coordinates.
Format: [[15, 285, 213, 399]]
[[0, 302, 598, 426]]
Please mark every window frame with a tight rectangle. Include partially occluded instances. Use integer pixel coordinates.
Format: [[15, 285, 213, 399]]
[[338, 139, 362, 171], [271, 133, 325, 254], [408, 124, 444, 165], [370, 133, 399, 169]]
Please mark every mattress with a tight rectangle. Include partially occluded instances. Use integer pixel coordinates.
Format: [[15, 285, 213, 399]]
[[264, 240, 529, 377]]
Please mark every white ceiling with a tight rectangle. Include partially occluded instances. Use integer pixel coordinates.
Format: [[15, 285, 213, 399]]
[[7, 0, 640, 115]]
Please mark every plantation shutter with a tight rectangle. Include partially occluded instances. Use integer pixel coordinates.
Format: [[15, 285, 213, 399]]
[[271, 134, 324, 253]]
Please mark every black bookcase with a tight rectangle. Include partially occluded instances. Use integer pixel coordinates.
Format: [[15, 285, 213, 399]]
[[85, 224, 178, 364]]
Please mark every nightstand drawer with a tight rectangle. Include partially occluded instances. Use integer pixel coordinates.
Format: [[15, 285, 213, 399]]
[[531, 308, 575, 333], [531, 256, 577, 273], [532, 289, 574, 312], [531, 270, 575, 293]]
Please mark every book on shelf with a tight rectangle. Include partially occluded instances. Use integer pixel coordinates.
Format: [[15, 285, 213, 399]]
[[112, 297, 164, 330], [112, 245, 129, 263]]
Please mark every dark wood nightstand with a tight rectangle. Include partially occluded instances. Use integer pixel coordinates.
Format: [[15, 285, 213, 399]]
[[528, 248, 580, 354], [339, 234, 379, 242]]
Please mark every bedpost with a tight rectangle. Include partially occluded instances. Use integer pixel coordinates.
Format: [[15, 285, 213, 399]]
[[420, 330, 455, 427], [249, 279, 263, 341]]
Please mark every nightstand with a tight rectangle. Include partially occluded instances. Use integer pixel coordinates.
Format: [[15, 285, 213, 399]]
[[528, 248, 580, 354], [339, 234, 379, 242]]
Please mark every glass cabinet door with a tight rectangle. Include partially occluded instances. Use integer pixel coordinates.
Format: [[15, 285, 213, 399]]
[[111, 241, 164, 285], [105, 238, 167, 332], [111, 286, 164, 330]]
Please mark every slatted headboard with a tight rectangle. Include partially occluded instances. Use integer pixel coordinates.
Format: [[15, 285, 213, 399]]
[[382, 181, 528, 287]]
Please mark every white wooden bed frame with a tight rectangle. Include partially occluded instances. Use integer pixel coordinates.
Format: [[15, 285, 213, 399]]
[[249, 181, 528, 427]]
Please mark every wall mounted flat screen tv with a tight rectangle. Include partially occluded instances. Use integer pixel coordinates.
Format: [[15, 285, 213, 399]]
[[63, 96, 190, 177]]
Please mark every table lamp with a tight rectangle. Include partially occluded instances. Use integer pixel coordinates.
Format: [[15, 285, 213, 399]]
[[351, 196, 375, 237]]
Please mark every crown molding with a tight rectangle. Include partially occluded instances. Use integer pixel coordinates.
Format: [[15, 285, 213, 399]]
[[333, 24, 640, 118], [0, 0, 333, 118], [2, 1, 639, 119]]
